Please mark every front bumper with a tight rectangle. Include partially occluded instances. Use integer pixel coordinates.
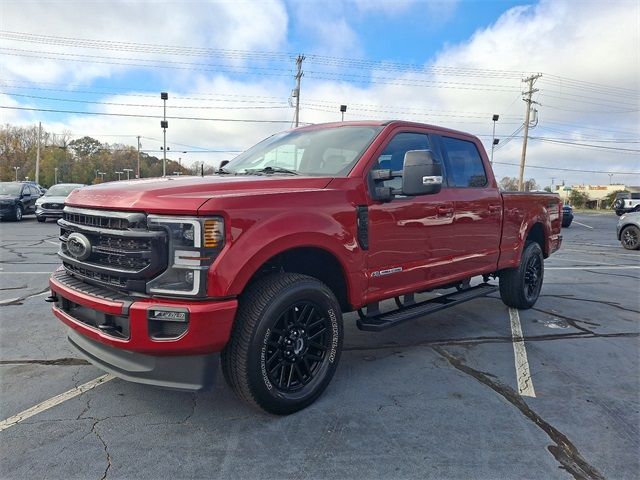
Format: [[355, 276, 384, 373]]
[[0, 203, 17, 218], [49, 267, 237, 390], [36, 207, 64, 219]]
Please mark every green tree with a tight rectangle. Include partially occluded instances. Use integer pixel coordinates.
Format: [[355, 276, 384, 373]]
[[69, 136, 103, 158], [568, 189, 590, 208]]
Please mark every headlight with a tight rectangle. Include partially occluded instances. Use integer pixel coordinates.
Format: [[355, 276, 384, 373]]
[[146, 216, 224, 297]]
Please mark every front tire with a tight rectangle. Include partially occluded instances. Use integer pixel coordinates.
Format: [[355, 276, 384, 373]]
[[499, 242, 544, 309], [13, 205, 23, 222], [36, 216, 46, 223], [222, 272, 343, 415], [620, 225, 640, 250]]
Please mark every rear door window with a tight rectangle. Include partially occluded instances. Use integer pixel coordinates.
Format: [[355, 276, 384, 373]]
[[441, 137, 487, 188]]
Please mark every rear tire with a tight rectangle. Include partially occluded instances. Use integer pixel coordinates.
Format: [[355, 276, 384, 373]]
[[222, 272, 343, 415], [620, 225, 640, 250], [562, 218, 572, 228], [37, 216, 46, 223], [499, 242, 544, 309]]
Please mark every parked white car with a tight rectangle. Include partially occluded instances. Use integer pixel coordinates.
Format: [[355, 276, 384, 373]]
[[35, 183, 85, 222], [613, 192, 640, 216]]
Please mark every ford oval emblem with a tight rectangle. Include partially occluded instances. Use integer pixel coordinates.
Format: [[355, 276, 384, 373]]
[[67, 232, 92, 261]]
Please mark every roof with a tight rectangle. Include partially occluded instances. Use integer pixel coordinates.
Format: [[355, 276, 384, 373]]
[[295, 120, 477, 139]]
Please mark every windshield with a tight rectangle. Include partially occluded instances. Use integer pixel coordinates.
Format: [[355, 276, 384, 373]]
[[46, 184, 83, 196], [0, 183, 22, 196], [224, 126, 383, 176]]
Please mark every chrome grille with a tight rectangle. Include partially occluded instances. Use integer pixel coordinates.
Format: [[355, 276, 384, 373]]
[[59, 206, 167, 292], [42, 203, 64, 210]]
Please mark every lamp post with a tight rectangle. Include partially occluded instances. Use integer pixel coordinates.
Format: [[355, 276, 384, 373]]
[[54, 167, 58, 184], [13, 166, 20, 181], [340, 105, 347, 122], [608, 173, 614, 185], [490, 114, 499, 165], [115, 171, 124, 181], [97, 171, 106, 182], [161, 92, 168, 177], [123, 168, 133, 180]]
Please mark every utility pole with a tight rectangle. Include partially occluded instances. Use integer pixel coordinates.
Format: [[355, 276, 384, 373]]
[[292, 55, 304, 127], [518, 74, 541, 191], [137, 136, 141, 178], [35, 122, 41, 184]]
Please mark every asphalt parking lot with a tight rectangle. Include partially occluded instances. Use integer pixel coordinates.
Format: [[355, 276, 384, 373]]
[[0, 212, 638, 479]]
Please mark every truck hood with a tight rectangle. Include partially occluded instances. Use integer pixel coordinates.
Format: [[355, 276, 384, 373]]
[[65, 175, 333, 214]]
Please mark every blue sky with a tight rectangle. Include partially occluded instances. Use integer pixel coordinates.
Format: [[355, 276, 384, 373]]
[[1, 0, 638, 186]]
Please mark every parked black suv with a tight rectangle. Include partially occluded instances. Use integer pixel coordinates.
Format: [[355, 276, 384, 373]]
[[0, 182, 40, 221], [562, 205, 574, 228]]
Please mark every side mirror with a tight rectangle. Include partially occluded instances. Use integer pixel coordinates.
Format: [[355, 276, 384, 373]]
[[219, 160, 230, 172], [402, 150, 442, 196]]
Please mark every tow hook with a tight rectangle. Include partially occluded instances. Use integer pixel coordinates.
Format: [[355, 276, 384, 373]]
[[45, 294, 58, 303]]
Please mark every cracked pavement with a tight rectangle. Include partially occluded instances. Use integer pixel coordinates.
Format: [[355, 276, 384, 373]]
[[1, 213, 638, 479]]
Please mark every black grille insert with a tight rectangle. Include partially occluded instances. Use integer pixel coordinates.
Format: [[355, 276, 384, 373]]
[[59, 207, 167, 292]]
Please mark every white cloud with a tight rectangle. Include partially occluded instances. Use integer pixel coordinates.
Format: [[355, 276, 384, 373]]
[[0, 0, 289, 84], [2, 0, 638, 187]]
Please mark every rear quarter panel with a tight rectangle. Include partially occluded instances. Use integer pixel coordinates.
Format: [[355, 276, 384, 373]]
[[499, 192, 562, 269]]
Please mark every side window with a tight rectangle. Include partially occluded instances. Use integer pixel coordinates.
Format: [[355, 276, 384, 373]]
[[441, 137, 487, 188], [30, 186, 40, 196], [372, 132, 431, 191]]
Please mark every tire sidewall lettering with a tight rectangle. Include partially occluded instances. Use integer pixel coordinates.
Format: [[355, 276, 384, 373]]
[[260, 327, 273, 390], [327, 308, 339, 364]]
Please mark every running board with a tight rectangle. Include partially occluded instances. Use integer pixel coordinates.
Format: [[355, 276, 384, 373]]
[[356, 283, 498, 332]]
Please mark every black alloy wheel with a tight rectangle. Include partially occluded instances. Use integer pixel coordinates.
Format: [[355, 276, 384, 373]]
[[222, 272, 343, 415], [621, 225, 640, 250], [499, 241, 545, 309], [263, 302, 331, 392], [523, 253, 543, 303], [14, 205, 23, 222]]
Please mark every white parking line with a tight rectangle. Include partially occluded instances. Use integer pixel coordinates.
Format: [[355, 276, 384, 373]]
[[546, 266, 640, 271], [46, 240, 59, 246], [572, 221, 594, 229], [0, 272, 53, 274], [508, 308, 536, 397], [0, 374, 114, 432]]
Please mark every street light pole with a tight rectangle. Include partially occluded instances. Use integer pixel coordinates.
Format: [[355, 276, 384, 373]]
[[608, 173, 614, 185], [490, 114, 499, 165], [54, 167, 58, 184], [116, 171, 124, 181], [161, 92, 168, 177], [123, 168, 133, 180], [14, 166, 20, 181]]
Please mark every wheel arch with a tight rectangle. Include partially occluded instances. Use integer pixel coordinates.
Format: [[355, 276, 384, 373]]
[[243, 246, 352, 311]]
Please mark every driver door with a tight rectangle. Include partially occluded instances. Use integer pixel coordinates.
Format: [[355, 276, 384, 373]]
[[365, 130, 457, 301]]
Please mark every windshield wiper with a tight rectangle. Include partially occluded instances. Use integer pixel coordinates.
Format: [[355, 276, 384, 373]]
[[244, 166, 299, 175]]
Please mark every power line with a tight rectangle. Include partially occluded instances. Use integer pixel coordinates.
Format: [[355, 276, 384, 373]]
[[2, 91, 290, 110], [0, 105, 299, 124], [492, 161, 639, 175]]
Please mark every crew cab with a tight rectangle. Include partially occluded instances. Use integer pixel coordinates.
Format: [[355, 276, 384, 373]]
[[48, 121, 562, 414]]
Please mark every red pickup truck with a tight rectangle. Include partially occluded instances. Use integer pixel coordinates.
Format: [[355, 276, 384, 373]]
[[48, 121, 562, 414]]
